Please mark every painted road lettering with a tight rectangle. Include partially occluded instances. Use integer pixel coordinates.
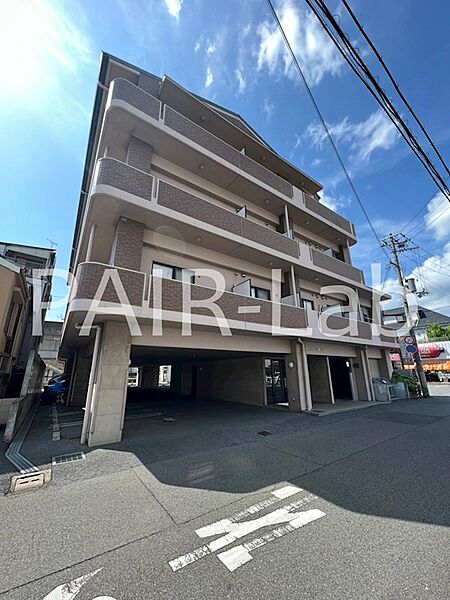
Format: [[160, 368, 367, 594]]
[[169, 485, 325, 573]]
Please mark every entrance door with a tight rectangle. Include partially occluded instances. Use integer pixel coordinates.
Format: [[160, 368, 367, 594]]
[[328, 357, 353, 401], [265, 359, 287, 404]]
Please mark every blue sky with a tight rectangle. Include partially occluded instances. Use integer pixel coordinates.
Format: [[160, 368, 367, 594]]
[[1, 0, 450, 319]]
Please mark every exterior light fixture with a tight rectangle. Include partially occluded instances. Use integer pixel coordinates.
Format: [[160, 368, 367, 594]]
[[305, 220, 310, 225], [200, 115, 206, 122], [314, 277, 319, 281], [264, 199, 270, 204], [195, 236, 202, 243], [287, 361, 295, 369], [199, 164, 205, 171], [268, 261, 273, 266]]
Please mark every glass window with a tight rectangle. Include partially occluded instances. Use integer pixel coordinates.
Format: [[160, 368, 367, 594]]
[[152, 262, 174, 279], [301, 298, 314, 311], [152, 262, 195, 283], [250, 286, 270, 301]]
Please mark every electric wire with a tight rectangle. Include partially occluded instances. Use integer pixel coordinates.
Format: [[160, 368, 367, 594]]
[[264, 0, 390, 262], [306, 0, 450, 203], [340, 0, 450, 178]]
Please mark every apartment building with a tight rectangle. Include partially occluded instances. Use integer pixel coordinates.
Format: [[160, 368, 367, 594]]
[[62, 53, 395, 446]]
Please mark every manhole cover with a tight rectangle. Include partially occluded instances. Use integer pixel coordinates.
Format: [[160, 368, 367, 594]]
[[10, 470, 51, 494], [257, 430, 272, 436], [52, 452, 86, 465]]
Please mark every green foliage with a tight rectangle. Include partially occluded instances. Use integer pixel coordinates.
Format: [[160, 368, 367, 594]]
[[426, 323, 450, 341], [391, 371, 420, 393]]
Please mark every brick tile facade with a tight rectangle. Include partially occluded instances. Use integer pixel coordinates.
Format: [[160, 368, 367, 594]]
[[113, 218, 144, 271], [96, 158, 153, 201], [127, 137, 153, 173], [158, 181, 299, 258], [111, 78, 161, 120], [311, 248, 363, 283], [75, 262, 145, 306], [304, 195, 352, 234]]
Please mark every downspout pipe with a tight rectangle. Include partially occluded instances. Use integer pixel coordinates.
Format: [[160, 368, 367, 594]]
[[297, 338, 313, 411], [77, 324, 103, 444]]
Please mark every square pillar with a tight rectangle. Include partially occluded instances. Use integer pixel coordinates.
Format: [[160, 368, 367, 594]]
[[88, 321, 131, 447], [285, 341, 310, 411]]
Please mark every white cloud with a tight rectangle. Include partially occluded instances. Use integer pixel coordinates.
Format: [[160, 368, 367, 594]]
[[235, 69, 246, 94], [294, 134, 302, 150], [164, 0, 183, 19], [263, 98, 274, 119], [256, 0, 342, 86], [425, 192, 450, 240], [205, 67, 214, 88], [194, 39, 201, 52], [318, 191, 350, 213], [305, 110, 399, 166], [380, 242, 450, 314], [206, 39, 216, 55], [311, 158, 322, 167]]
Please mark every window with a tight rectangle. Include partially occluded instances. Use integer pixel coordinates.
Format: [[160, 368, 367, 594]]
[[250, 286, 271, 301], [300, 298, 314, 311], [152, 262, 195, 284]]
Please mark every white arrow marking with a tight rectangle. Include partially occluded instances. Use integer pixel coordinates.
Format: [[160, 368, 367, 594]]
[[217, 508, 326, 572], [43, 569, 102, 600]]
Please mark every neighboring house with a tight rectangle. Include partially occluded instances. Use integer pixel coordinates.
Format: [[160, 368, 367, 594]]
[[0, 242, 56, 398], [38, 320, 64, 385], [0, 256, 30, 399], [61, 52, 394, 447], [383, 305, 450, 342]]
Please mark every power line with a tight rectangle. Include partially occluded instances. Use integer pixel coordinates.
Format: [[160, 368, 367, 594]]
[[339, 0, 450, 178], [264, 0, 390, 261], [306, 0, 450, 204]]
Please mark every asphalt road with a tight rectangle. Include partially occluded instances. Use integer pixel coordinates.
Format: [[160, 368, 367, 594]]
[[1, 386, 449, 600]]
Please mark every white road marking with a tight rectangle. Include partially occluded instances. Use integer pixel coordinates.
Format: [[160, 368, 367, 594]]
[[169, 488, 320, 572], [43, 569, 102, 599], [195, 485, 302, 538], [217, 509, 326, 572]]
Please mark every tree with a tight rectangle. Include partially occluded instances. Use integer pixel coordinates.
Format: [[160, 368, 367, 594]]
[[426, 323, 450, 340]]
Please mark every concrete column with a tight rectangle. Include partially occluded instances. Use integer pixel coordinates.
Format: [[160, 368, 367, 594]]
[[353, 347, 373, 401], [88, 321, 131, 447], [70, 345, 93, 406], [285, 341, 306, 411], [379, 348, 393, 379], [141, 365, 159, 388]]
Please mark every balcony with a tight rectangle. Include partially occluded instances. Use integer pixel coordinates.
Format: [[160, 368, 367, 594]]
[[164, 106, 293, 198], [304, 195, 354, 236], [105, 79, 355, 240], [75, 262, 146, 307], [90, 158, 367, 288], [310, 248, 364, 284], [71, 263, 308, 332], [157, 180, 299, 258]]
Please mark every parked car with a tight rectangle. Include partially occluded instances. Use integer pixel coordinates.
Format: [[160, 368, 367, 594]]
[[41, 373, 70, 404]]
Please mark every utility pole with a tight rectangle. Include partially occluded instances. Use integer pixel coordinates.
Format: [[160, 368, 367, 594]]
[[381, 233, 430, 397]]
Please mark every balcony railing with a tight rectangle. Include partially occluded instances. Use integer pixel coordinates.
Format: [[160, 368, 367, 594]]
[[95, 158, 153, 201], [72, 264, 308, 331], [157, 180, 299, 258], [108, 78, 358, 236], [110, 78, 161, 121], [310, 248, 364, 284], [75, 262, 146, 307], [304, 195, 353, 235]]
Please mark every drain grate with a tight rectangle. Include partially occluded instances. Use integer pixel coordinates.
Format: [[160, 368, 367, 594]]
[[10, 470, 50, 494], [257, 430, 273, 436], [52, 452, 86, 465]]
